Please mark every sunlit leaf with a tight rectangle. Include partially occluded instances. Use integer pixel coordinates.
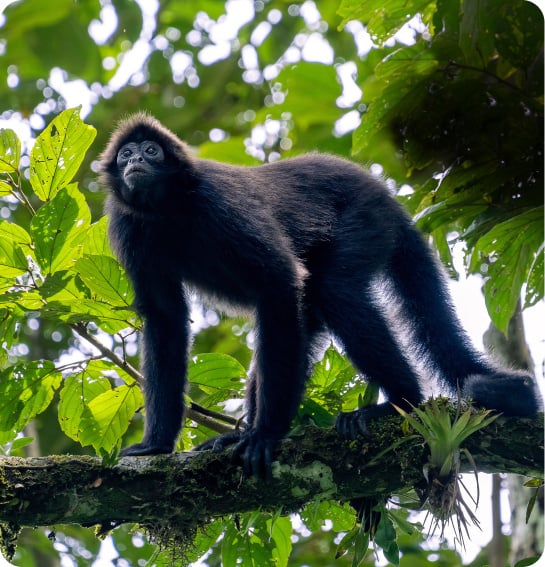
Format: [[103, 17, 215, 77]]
[[75, 254, 133, 306], [0, 237, 27, 278], [188, 353, 246, 407], [30, 107, 96, 201], [82, 217, 115, 257], [0, 129, 21, 173], [269, 516, 293, 566], [79, 383, 143, 453], [58, 369, 111, 442], [0, 220, 34, 260], [0, 360, 62, 436], [31, 184, 91, 274]]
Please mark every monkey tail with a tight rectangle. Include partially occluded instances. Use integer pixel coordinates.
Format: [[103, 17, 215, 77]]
[[389, 223, 540, 415]]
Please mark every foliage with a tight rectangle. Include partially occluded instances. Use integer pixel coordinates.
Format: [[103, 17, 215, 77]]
[[397, 399, 498, 546], [0, 0, 542, 565], [339, 0, 543, 332]]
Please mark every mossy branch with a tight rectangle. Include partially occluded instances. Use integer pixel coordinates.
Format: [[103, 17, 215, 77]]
[[0, 415, 542, 533]]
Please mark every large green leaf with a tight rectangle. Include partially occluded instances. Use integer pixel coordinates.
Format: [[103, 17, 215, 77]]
[[31, 184, 91, 275], [58, 367, 111, 442], [0, 360, 62, 441], [374, 513, 400, 566], [42, 297, 136, 334], [82, 217, 115, 257], [0, 129, 21, 173], [39, 270, 136, 333], [302, 500, 355, 532], [474, 208, 544, 332], [188, 352, 246, 407], [0, 220, 34, 260], [0, 236, 28, 278], [59, 360, 140, 453], [75, 254, 133, 306], [79, 383, 143, 453], [30, 107, 96, 202]]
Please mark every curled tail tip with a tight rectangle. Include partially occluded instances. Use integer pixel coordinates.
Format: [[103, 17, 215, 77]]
[[462, 371, 541, 416]]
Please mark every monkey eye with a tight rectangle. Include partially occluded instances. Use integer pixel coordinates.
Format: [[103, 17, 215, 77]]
[[144, 143, 160, 155], [119, 148, 132, 159]]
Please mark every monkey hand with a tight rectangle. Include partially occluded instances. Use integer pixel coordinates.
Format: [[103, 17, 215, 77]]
[[119, 441, 174, 457], [194, 431, 244, 453], [335, 410, 369, 439], [231, 430, 278, 479], [336, 403, 397, 439]]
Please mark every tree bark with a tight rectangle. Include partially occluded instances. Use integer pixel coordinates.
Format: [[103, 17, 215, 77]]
[[0, 416, 542, 532]]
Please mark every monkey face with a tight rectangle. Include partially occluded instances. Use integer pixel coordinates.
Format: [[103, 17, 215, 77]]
[[116, 140, 165, 191]]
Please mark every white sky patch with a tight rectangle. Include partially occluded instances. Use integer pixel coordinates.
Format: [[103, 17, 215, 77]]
[[250, 20, 272, 46], [336, 61, 362, 108], [88, 3, 118, 45], [301, 32, 334, 64]]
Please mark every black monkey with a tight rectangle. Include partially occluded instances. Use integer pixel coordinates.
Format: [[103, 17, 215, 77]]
[[100, 113, 540, 475]]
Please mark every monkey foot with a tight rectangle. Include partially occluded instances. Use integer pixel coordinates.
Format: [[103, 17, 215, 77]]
[[119, 442, 174, 456]]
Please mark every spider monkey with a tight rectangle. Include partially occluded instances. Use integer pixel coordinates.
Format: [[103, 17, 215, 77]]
[[100, 113, 540, 476]]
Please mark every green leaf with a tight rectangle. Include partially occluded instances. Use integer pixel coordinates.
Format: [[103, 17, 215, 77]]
[[0, 360, 62, 437], [31, 184, 91, 274], [0, 234, 28, 278], [352, 525, 370, 567], [59, 359, 139, 451], [374, 514, 399, 566], [75, 254, 133, 306], [79, 383, 143, 453], [0, 129, 21, 173], [0, 220, 34, 260], [269, 516, 293, 566], [188, 353, 246, 406], [82, 217, 115, 257], [58, 368, 111, 442], [524, 242, 544, 309], [0, 181, 12, 196], [337, 0, 433, 42], [42, 298, 136, 334], [353, 44, 439, 158], [40, 270, 136, 334], [335, 527, 358, 560], [30, 107, 96, 201], [7, 436, 34, 454], [477, 208, 543, 332]]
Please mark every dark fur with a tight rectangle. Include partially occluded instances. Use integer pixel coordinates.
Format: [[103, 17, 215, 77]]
[[100, 113, 540, 474]]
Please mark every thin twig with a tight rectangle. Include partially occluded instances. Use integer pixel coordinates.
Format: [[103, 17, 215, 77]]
[[70, 323, 236, 434]]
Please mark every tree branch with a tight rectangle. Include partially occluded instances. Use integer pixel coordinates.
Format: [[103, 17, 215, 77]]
[[0, 416, 542, 532]]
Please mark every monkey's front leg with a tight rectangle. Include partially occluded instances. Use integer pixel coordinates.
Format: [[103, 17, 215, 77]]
[[120, 281, 190, 456]]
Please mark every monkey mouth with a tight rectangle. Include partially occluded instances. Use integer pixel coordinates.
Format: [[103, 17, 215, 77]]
[[125, 165, 147, 176], [124, 166, 150, 190]]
